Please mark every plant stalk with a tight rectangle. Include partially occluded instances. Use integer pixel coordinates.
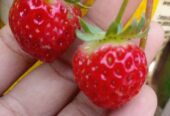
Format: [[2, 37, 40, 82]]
[[115, 0, 129, 23], [106, 0, 129, 35], [140, 0, 153, 49]]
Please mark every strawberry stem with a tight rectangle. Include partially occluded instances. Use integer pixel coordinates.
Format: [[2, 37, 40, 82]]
[[45, 0, 54, 4], [64, 0, 89, 8], [115, 0, 129, 24], [106, 0, 129, 36], [140, 0, 153, 49]]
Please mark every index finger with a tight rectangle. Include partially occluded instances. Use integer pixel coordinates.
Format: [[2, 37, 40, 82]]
[[0, 26, 36, 94]]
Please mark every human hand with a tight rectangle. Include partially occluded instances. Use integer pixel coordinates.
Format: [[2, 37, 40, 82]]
[[0, 0, 164, 116]]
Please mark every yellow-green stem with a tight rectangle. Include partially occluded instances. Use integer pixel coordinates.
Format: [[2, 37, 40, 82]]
[[140, 0, 153, 49], [45, 0, 54, 4], [115, 0, 129, 23], [106, 0, 129, 36]]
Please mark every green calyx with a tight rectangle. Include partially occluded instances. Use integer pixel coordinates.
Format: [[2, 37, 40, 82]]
[[76, 0, 149, 44], [76, 18, 106, 42], [64, 0, 89, 9]]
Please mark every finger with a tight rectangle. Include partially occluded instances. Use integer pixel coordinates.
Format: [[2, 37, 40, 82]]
[[109, 85, 157, 116], [58, 85, 157, 116], [58, 92, 105, 116], [1, 61, 78, 116], [0, 25, 35, 94], [145, 22, 164, 64]]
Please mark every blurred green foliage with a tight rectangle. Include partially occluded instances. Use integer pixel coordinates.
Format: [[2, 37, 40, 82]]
[[154, 41, 170, 108], [158, 55, 170, 108]]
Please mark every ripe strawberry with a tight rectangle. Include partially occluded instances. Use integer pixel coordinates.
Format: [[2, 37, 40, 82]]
[[73, 43, 147, 109], [9, 0, 81, 62], [73, 0, 149, 109]]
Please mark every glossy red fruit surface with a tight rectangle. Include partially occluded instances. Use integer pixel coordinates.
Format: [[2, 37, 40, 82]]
[[9, 0, 81, 62], [73, 43, 148, 109]]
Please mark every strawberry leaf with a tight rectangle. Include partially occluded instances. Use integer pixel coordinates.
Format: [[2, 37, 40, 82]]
[[131, 19, 138, 34], [117, 23, 123, 34], [137, 15, 145, 32], [125, 28, 149, 39], [79, 18, 91, 33], [77, 18, 106, 42], [119, 19, 138, 36], [80, 18, 104, 34], [64, 0, 89, 9], [118, 16, 147, 40], [76, 2, 90, 9], [76, 30, 105, 42], [88, 24, 104, 34]]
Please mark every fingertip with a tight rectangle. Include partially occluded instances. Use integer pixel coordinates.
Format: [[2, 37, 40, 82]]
[[145, 22, 164, 64], [109, 85, 157, 116]]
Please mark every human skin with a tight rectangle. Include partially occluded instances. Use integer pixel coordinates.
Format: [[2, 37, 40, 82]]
[[0, 0, 164, 115]]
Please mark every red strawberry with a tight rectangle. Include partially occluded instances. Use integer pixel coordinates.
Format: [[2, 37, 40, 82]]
[[73, 43, 148, 109], [9, 0, 81, 62], [73, 0, 149, 109]]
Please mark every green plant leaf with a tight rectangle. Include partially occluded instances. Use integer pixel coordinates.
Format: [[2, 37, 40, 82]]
[[117, 23, 123, 34], [76, 30, 105, 42], [79, 18, 104, 34], [131, 19, 138, 34], [137, 15, 145, 32], [75, 2, 90, 9], [77, 18, 106, 42], [121, 25, 132, 35], [119, 19, 138, 36], [64, 0, 89, 9], [79, 18, 91, 33], [123, 28, 149, 39], [88, 24, 104, 34]]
